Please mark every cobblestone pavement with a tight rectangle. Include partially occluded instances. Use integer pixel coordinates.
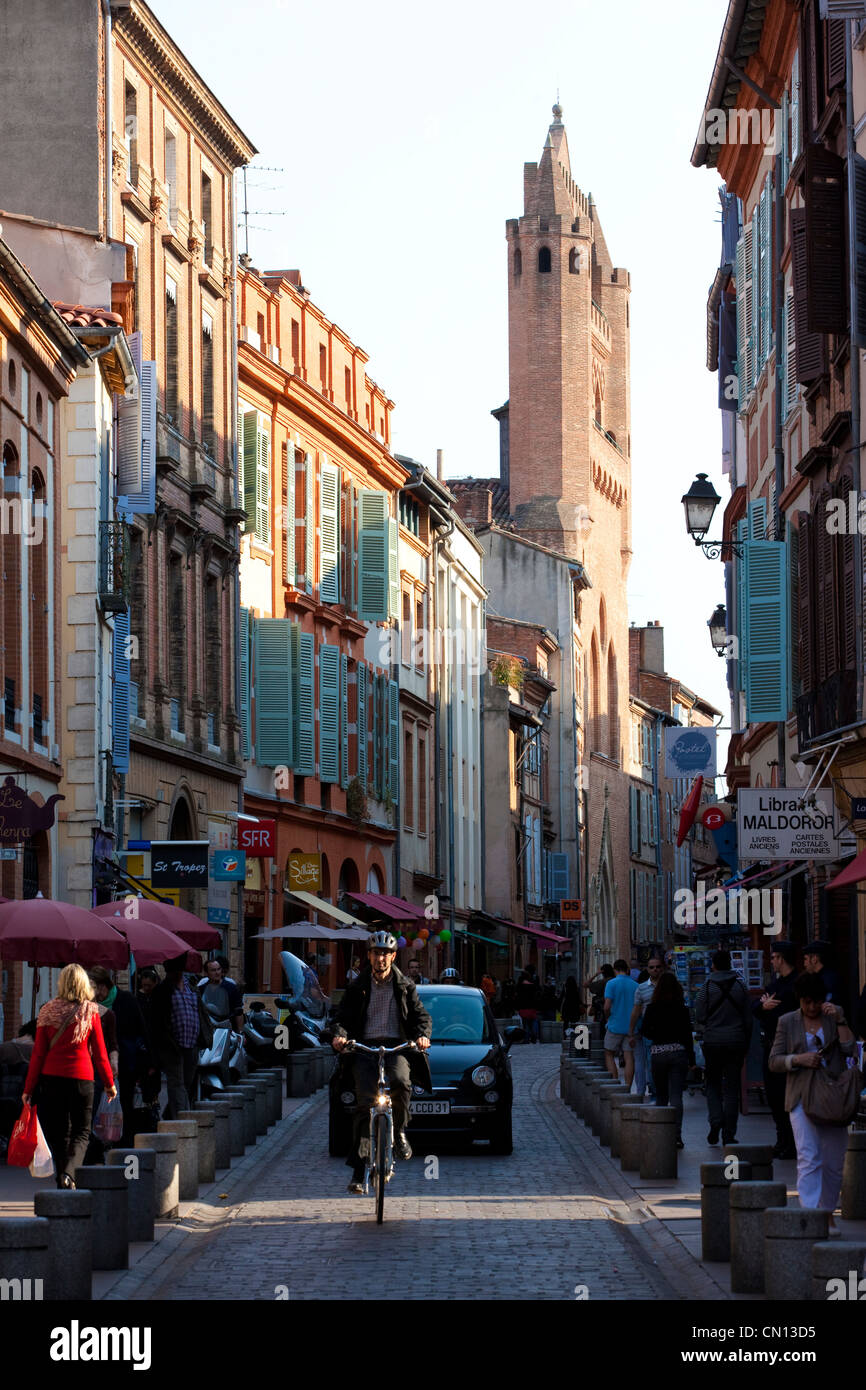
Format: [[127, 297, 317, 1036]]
[[104, 1046, 723, 1302]]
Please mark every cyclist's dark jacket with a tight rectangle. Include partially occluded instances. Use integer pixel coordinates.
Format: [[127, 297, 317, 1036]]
[[332, 966, 433, 1091]]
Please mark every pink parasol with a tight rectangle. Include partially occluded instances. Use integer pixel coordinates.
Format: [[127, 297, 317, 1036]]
[[91, 904, 203, 971], [92, 898, 221, 951], [0, 898, 129, 969]]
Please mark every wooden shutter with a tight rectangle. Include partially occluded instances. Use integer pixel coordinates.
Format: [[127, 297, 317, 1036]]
[[780, 88, 790, 190], [379, 673, 389, 798], [759, 176, 772, 364], [304, 452, 315, 593], [282, 443, 295, 585], [340, 652, 349, 788], [744, 540, 789, 722], [853, 154, 866, 347], [358, 489, 389, 621], [319, 643, 340, 783], [118, 334, 156, 516], [319, 456, 341, 603], [255, 416, 270, 545], [801, 0, 822, 140], [735, 234, 752, 407], [112, 608, 131, 774], [629, 784, 638, 852], [239, 607, 251, 761], [797, 512, 816, 695], [826, 18, 846, 90], [357, 663, 368, 784], [790, 207, 827, 382], [788, 522, 800, 698], [748, 496, 767, 540], [242, 410, 257, 534], [815, 489, 840, 679], [743, 224, 755, 396], [388, 514, 399, 620], [116, 328, 142, 496], [751, 210, 760, 381], [388, 678, 399, 803], [836, 473, 857, 671], [549, 852, 569, 901], [791, 47, 801, 165], [785, 288, 798, 413], [254, 618, 293, 767], [737, 519, 749, 689], [805, 145, 846, 334], [295, 630, 315, 776]]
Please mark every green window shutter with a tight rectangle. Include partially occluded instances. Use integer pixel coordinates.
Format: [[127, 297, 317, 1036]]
[[295, 630, 315, 776], [735, 235, 745, 408], [319, 643, 340, 783], [378, 672, 388, 798], [736, 518, 749, 690], [239, 606, 252, 761], [630, 868, 636, 934], [388, 514, 399, 620], [242, 409, 257, 533], [255, 618, 293, 767], [744, 540, 789, 722], [319, 456, 341, 603], [340, 652, 349, 788], [760, 176, 772, 365], [345, 480, 356, 615], [388, 678, 399, 803], [747, 497, 767, 540], [549, 852, 569, 900], [112, 608, 131, 774], [283, 443, 295, 585], [629, 785, 637, 852], [788, 522, 800, 698], [358, 490, 389, 621], [357, 663, 368, 784], [255, 415, 271, 546], [751, 206, 760, 379], [304, 453, 315, 594]]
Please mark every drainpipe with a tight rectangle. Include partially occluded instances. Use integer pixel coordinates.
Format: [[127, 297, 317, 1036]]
[[846, 22, 864, 723], [773, 121, 786, 791], [479, 597, 486, 913], [446, 555, 456, 957], [231, 173, 243, 967], [101, 0, 113, 241]]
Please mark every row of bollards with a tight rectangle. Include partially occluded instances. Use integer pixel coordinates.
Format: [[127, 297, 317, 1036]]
[[0, 1064, 293, 1301], [561, 1053, 679, 1180]]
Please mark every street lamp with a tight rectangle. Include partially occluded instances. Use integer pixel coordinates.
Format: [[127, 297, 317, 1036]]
[[681, 474, 742, 559], [708, 603, 728, 656]]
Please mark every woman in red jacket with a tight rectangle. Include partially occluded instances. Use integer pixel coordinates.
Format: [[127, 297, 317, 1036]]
[[22, 963, 116, 1188]]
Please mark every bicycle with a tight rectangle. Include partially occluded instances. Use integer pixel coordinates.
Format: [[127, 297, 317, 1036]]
[[343, 1040, 416, 1223]]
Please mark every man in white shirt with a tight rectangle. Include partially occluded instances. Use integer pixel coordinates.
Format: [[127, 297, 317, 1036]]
[[627, 954, 665, 1097]]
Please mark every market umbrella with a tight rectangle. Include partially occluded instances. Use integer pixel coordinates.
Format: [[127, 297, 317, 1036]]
[[92, 898, 221, 951], [0, 898, 130, 1016], [92, 904, 203, 971]]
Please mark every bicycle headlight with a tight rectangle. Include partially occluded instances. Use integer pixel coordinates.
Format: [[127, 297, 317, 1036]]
[[472, 1065, 496, 1088], [377, 1094, 388, 1106]]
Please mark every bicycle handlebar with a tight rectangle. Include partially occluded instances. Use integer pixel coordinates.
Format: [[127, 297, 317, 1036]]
[[342, 1040, 417, 1054]]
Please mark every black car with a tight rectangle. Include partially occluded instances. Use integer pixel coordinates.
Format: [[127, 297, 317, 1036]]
[[328, 985, 522, 1156]]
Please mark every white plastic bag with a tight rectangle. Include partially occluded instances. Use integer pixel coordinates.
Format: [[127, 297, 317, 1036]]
[[29, 1118, 54, 1179]]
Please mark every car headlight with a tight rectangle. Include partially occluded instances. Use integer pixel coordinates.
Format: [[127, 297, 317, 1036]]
[[484, 1090, 499, 1103], [471, 1065, 496, 1088], [340, 1092, 356, 1105]]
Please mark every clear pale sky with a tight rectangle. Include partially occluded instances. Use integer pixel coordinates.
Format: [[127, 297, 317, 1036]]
[[155, 0, 733, 769]]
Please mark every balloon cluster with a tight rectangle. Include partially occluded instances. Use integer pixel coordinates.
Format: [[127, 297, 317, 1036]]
[[399, 921, 452, 947]]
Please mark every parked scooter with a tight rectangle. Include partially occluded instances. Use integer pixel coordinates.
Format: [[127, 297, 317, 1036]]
[[278, 950, 330, 1049], [198, 1020, 248, 1096], [243, 1002, 284, 1070]]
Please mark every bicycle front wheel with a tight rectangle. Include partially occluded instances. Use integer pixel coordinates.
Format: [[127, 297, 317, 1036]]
[[373, 1113, 387, 1224]]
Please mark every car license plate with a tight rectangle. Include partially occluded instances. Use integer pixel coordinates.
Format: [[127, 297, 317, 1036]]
[[410, 1100, 450, 1115]]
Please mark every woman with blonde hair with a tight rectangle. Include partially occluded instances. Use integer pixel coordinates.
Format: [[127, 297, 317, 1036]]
[[22, 963, 116, 1188]]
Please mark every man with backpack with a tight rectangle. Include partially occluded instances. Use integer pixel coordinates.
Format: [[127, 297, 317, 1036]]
[[695, 950, 753, 1146]]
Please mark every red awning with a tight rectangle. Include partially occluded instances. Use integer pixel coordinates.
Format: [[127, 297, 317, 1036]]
[[495, 917, 570, 947], [347, 892, 427, 922], [825, 848, 866, 890]]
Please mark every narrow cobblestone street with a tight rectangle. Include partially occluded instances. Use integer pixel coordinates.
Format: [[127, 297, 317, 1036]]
[[101, 1047, 720, 1302]]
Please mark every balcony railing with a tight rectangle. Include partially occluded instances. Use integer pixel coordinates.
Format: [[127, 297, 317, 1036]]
[[796, 671, 857, 746], [98, 520, 130, 613]]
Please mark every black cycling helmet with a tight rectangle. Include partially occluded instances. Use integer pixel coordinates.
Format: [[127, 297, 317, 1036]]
[[368, 929, 397, 951]]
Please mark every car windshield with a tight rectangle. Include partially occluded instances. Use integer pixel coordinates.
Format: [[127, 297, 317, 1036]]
[[421, 991, 491, 1044]]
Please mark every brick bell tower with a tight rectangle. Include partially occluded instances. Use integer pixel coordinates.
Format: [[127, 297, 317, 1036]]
[[505, 104, 634, 962]]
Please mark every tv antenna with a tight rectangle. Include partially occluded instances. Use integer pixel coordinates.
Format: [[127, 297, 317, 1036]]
[[238, 164, 288, 259]]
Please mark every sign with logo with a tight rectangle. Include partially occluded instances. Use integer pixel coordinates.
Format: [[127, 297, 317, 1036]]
[[213, 850, 246, 881], [702, 806, 728, 831], [288, 852, 322, 892], [737, 790, 839, 862], [207, 822, 233, 926], [238, 820, 276, 857], [851, 797, 866, 821], [150, 841, 209, 887], [560, 899, 582, 921], [709, 822, 738, 873], [665, 727, 717, 780], [0, 776, 65, 842], [0, 848, 18, 861]]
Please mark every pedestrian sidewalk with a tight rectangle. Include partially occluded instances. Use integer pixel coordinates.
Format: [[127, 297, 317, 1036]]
[[568, 1071, 866, 1299]]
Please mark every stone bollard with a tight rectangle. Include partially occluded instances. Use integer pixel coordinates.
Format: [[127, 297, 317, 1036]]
[[729, 1181, 787, 1294], [611, 1092, 644, 1159], [258, 1069, 283, 1125], [106, 1148, 155, 1244], [700, 1161, 753, 1262], [589, 1076, 614, 1135], [811, 1241, 866, 1301], [639, 1107, 678, 1179], [620, 1104, 646, 1172], [75, 1167, 129, 1271], [841, 1131, 866, 1220], [763, 1207, 830, 1301], [576, 1066, 605, 1121], [221, 1091, 246, 1157], [251, 1078, 269, 1135], [236, 1083, 259, 1144], [179, 1110, 216, 1185], [568, 1063, 589, 1116], [286, 1050, 313, 1098], [134, 1133, 179, 1219], [196, 1099, 232, 1170], [721, 1143, 774, 1183], [0, 1218, 50, 1299], [598, 1084, 630, 1148], [33, 1191, 92, 1300], [158, 1120, 199, 1201]]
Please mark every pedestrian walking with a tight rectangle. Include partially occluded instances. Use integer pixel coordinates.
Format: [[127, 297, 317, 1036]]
[[586, 963, 614, 1023], [752, 941, 798, 1159], [21, 964, 116, 1188], [769, 973, 858, 1232], [627, 953, 665, 1096], [479, 973, 497, 1008], [148, 955, 214, 1117], [135, 967, 162, 1110], [802, 941, 846, 1014], [516, 970, 540, 1042], [540, 976, 557, 1021], [558, 976, 583, 1036], [642, 972, 694, 1148], [603, 960, 638, 1086], [89, 965, 152, 1147], [694, 950, 753, 1145]]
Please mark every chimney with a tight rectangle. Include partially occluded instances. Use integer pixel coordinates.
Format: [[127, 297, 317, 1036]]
[[640, 623, 665, 675], [452, 487, 492, 529], [436, 449, 444, 482]]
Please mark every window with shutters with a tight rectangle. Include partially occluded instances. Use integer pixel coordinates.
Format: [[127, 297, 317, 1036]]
[[112, 609, 130, 773], [293, 628, 315, 777], [853, 154, 866, 348], [239, 607, 252, 761], [805, 145, 846, 335], [29, 469, 48, 748], [403, 724, 414, 829], [124, 83, 138, 188], [356, 662, 368, 785], [255, 619, 293, 768], [242, 409, 271, 546], [168, 551, 185, 713], [800, 0, 824, 143], [281, 443, 295, 586], [204, 574, 220, 741], [358, 490, 390, 621], [744, 538, 790, 722], [164, 129, 178, 228], [165, 278, 178, 423], [340, 651, 349, 788], [201, 309, 216, 458], [415, 596, 425, 670], [791, 48, 802, 166], [319, 457, 341, 603], [201, 172, 213, 267], [418, 730, 427, 835], [401, 590, 412, 665], [128, 528, 145, 705], [319, 644, 340, 783], [790, 207, 827, 383]]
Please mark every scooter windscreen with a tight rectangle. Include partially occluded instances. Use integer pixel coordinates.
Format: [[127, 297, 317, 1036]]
[[279, 950, 329, 1020]]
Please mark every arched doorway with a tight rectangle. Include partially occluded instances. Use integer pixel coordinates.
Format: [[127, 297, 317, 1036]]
[[366, 864, 383, 893], [167, 792, 196, 913]]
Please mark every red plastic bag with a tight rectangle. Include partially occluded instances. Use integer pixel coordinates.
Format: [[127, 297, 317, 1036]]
[[8, 1101, 39, 1167]]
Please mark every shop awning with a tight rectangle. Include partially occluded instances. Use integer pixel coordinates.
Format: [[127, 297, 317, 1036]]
[[346, 891, 427, 921], [825, 848, 866, 890], [488, 916, 569, 947], [286, 890, 366, 926], [459, 928, 509, 949]]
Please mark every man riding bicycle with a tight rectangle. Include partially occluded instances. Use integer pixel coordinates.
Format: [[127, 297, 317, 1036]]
[[332, 930, 432, 1193]]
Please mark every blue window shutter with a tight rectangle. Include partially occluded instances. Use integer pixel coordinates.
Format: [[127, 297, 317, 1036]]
[[744, 540, 789, 722], [116, 327, 142, 496], [241, 410, 257, 534], [370, 671, 379, 796], [357, 663, 368, 785], [737, 518, 749, 688], [304, 453, 315, 594], [239, 607, 252, 761], [346, 481, 356, 615], [760, 176, 772, 364], [118, 353, 156, 517], [388, 679, 399, 803], [319, 456, 341, 603], [255, 618, 293, 767], [735, 235, 746, 408], [388, 515, 399, 620], [748, 496, 767, 540], [319, 643, 340, 783], [283, 443, 295, 586], [340, 652, 349, 788], [358, 490, 389, 621], [112, 608, 130, 773], [549, 852, 569, 901], [751, 203, 760, 377], [295, 630, 315, 776], [255, 415, 270, 546], [788, 522, 800, 698]]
